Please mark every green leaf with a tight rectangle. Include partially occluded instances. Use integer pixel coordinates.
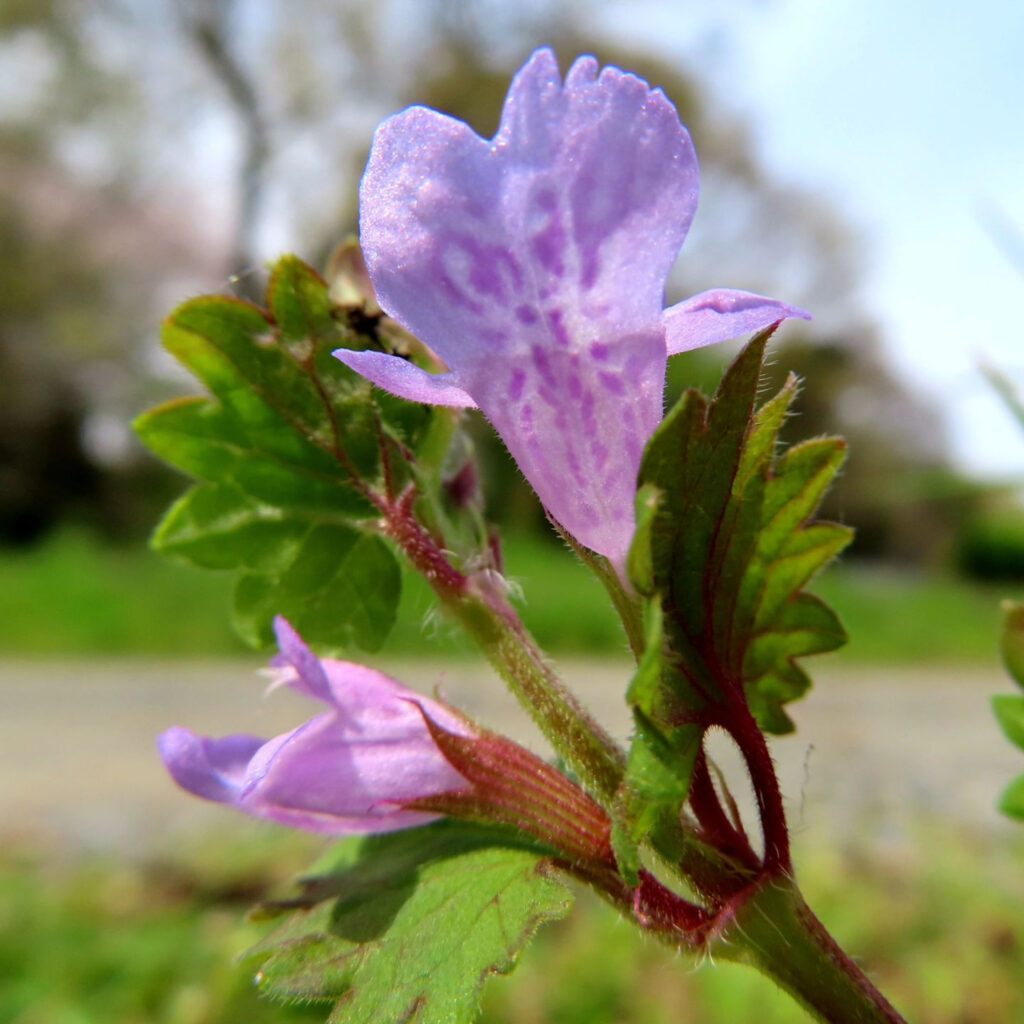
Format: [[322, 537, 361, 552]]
[[136, 397, 372, 517], [993, 695, 1024, 752], [164, 296, 345, 459], [1001, 601, 1024, 691], [612, 713, 699, 884], [268, 255, 339, 347], [248, 821, 573, 1023], [631, 332, 851, 735], [135, 255, 444, 652], [152, 483, 308, 573], [233, 525, 400, 654], [151, 482, 400, 652], [611, 603, 704, 880], [998, 773, 1024, 820]]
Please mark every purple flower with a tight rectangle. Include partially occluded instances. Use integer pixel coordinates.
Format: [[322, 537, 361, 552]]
[[158, 617, 472, 834], [336, 48, 808, 572]]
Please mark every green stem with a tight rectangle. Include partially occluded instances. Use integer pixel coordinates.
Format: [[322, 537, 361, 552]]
[[555, 525, 646, 660], [385, 491, 625, 803], [452, 575, 626, 802], [715, 875, 908, 1024]]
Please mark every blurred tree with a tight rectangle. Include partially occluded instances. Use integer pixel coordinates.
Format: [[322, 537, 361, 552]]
[[0, 0, 220, 542]]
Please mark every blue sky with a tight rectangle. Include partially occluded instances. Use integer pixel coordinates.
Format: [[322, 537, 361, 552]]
[[604, 0, 1024, 476]]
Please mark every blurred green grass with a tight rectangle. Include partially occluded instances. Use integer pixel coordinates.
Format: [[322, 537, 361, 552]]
[[1, 826, 1021, 1024], [0, 527, 1019, 662]]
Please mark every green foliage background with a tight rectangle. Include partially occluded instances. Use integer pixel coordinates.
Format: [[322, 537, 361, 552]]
[[0, 526, 1019, 662], [2, 828, 1021, 1024]]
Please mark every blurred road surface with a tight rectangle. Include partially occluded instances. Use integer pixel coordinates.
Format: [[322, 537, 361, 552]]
[[0, 658, 1019, 854]]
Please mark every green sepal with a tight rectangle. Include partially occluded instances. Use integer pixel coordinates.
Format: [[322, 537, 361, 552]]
[[993, 694, 1024, 752], [611, 602, 701, 883], [247, 821, 573, 1023], [998, 774, 1024, 820], [626, 483, 660, 597], [994, 623, 1024, 822], [1001, 601, 1024, 691]]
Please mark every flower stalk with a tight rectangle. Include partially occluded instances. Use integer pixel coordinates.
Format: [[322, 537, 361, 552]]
[[714, 877, 908, 1024], [378, 482, 626, 803]]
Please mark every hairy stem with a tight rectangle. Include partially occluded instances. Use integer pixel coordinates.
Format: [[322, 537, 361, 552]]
[[725, 702, 790, 873], [689, 748, 761, 871], [705, 683, 791, 874], [555, 524, 646, 660], [384, 488, 625, 802], [715, 876, 908, 1024]]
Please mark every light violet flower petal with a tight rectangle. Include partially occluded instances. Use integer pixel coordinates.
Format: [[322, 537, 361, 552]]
[[335, 350, 478, 408], [663, 289, 811, 355], [353, 48, 698, 570], [236, 703, 464, 834], [350, 48, 808, 573], [158, 727, 265, 804], [159, 620, 472, 835], [270, 614, 331, 700]]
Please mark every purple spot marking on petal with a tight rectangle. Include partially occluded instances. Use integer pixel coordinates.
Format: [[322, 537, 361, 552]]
[[521, 404, 533, 429], [468, 264, 503, 299], [591, 440, 610, 471], [498, 247, 524, 291], [536, 188, 558, 212], [567, 450, 585, 486], [571, 159, 615, 290], [581, 391, 596, 432], [531, 345, 557, 387], [508, 368, 526, 402], [467, 240, 508, 300], [437, 266, 484, 314], [437, 233, 523, 306], [516, 305, 538, 325], [531, 229, 565, 278], [576, 501, 599, 528], [436, 237, 485, 314], [625, 351, 652, 379], [567, 374, 582, 400], [545, 309, 571, 348], [528, 188, 567, 278], [537, 384, 556, 408], [590, 343, 610, 362], [599, 371, 626, 396]]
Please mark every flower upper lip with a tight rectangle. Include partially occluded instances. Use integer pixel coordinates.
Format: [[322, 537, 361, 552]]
[[336, 47, 809, 574]]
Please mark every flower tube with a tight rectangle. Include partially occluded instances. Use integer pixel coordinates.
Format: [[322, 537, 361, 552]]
[[337, 48, 808, 572]]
